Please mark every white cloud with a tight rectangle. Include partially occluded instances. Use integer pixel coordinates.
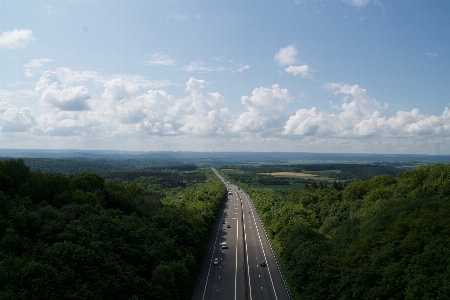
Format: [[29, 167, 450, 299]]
[[177, 78, 229, 136], [23, 59, 52, 77], [342, 0, 373, 7], [24, 69, 34, 78], [37, 111, 101, 136], [2, 73, 450, 153], [52, 68, 102, 85], [166, 13, 202, 20], [181, 61, 213, 72], [97, 77, 229, 137], [275, 45, 311, 78], [274, 44, 298, 66], [102, 78, 139, 102], [147, 52, 176, 66], [285, 65, 311, 77], [36, 71, 91, 111], [283, 82, 450, 140], [426, 52, 438, 58], [0, 96, 37, 132], [237, 65, 250, 72], [232, 84, 292, 134], [0, 29, 35, 49], [24, 58, 52, 68], [109, 74, 173, 89]]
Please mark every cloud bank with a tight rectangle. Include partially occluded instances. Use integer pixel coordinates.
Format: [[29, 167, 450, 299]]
[[2, 66, 449, 153]]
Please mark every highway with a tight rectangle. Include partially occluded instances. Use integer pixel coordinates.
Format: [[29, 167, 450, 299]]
[[192, 169, 289, 300]]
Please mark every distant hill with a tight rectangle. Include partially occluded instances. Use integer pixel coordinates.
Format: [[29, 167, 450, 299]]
[[1, 149, 450, 166]]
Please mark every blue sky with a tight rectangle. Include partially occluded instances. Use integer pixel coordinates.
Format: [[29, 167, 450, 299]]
[[1, 0, 449, 154]]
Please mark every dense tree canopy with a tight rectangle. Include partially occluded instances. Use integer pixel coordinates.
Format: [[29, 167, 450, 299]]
[[231, 164, 450, 299], [0, 159, 225, 300]]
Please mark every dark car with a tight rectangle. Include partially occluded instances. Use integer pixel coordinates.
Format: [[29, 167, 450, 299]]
[[260, 260, 266, 267], [227, 224, 231, 228]]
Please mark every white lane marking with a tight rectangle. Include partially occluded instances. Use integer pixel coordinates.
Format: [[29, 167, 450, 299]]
[[235, 211, 238, 300], [242, 192, 279, 300], [242, 202, 252, 300], [202, 208, 224, 300]]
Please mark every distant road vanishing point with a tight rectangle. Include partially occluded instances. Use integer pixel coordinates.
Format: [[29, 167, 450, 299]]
[[192, 168, 290, 300]]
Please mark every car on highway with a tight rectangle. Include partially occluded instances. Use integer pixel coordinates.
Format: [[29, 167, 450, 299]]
[[260, 260, 266, 267], [213, 258, 219, 265], [221, 242, 228, 249], [227, 224, 231, 228]]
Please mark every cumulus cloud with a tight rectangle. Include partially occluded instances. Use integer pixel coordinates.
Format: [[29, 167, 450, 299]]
[[52, 68, 102, 85], [176, 78, 229, 136], [0, 96, 37, 132], [275, 45, 312, 78], [36, 71, 91, 111], [99, 77, 229, 137], [0, 29, 35, 49], [147, 52, 176, 66], [100, 78, 177, 135], [283, 82, 450, 139], [102, 78, 139, 102], [37, 111, 101, 136], [274, 44, 298, 66], [233, 84, 292, 134], [285, 65, 311, 77]]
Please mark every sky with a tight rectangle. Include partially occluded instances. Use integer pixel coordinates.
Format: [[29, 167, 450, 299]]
[[0, 0, 449, 154]]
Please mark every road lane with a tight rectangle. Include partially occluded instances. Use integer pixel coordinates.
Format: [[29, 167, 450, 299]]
[[192, 169, 289, 300], [239, 188, 290, 300], [192, 172, 245, 300]]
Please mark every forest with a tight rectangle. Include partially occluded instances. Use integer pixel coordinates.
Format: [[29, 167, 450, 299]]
[[222, 164, 450, 299], [0, 159, 226, 299], [2, 156, 450, 299]]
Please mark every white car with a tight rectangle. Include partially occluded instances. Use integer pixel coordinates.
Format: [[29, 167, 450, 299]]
[[213, 258, 219, 265]]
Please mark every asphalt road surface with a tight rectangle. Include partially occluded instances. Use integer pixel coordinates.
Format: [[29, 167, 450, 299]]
[[192, 169, 290, 300]]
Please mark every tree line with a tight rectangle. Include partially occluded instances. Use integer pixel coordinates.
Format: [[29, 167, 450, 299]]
[[222, 163, 402, 181], [228, 164, 450, 299], [0, 159, 226, 299]]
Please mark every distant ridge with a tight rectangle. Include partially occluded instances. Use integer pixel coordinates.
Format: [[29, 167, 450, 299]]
[[1, 149, 449, 164]]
